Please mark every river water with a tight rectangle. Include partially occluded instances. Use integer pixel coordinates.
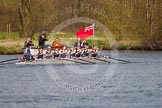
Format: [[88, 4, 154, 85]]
[[0, 51, 162, 108]]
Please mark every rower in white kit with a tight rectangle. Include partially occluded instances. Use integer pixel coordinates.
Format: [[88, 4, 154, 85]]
[[45, 46, 53, 59]]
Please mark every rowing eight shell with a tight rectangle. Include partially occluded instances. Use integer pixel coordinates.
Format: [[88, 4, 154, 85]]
[[15, 58, 111, 65]]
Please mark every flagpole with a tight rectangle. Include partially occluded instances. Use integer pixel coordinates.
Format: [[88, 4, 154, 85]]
[[92, 24, 95, 47], [93, 23, 95, 37]]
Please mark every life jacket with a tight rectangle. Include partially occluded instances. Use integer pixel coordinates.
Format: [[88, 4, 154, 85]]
[[52, 41, 63, 49]]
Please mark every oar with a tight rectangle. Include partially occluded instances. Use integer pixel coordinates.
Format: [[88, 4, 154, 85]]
[[108, 56, 132, 63], [0, 58, 17, 64], [63, 58, 87, 64], [79, 58, 96, 64], [94, 57, 110, 63]]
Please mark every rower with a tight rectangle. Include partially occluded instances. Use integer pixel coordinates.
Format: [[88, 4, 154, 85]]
[[35, 48, 44, 60], [53, 48, 60, 59], [74, 47, 82, 58], [45, 46, 53, 59], [18, 37, 33, 61], [69, 47, 76, 58], [23, 37, 34, 61], [87, 46, 92, 58], [59, 46, 68, 58], [82, 47, 89, 57], [24, 46, 33, 61], [60, 45, 68, 58], [91, 46, 98, 58]]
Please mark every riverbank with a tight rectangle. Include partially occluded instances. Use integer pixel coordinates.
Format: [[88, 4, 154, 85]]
[[0, 39, 161, 55], [0, 32, 162, 54]]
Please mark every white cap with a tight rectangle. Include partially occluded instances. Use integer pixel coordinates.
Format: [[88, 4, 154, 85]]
[[47, 46, 51, 49]]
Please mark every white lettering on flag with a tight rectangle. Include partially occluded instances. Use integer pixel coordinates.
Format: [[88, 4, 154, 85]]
[[84, 25, 94, 32]]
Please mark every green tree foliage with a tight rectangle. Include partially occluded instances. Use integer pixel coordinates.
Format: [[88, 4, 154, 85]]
[[0, 0, 161, 47]]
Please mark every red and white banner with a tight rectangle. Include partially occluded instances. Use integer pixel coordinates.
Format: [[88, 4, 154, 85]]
[[76, 24, 95, 39]]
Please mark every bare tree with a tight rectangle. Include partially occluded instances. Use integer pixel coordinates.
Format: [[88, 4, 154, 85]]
[[18, 0, 32, 37]]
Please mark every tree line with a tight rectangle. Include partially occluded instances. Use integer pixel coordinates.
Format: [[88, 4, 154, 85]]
[[0, 0, 161, 48]]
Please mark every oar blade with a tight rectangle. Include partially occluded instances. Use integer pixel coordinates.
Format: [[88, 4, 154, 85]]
[[94, 58, 110, 64], [79, 58, 96, 64], [109, 57, 132, 63], [63, 58, 87, 64]]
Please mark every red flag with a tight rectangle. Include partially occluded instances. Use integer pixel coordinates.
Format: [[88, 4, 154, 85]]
[[76, 24, 95, 39]]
